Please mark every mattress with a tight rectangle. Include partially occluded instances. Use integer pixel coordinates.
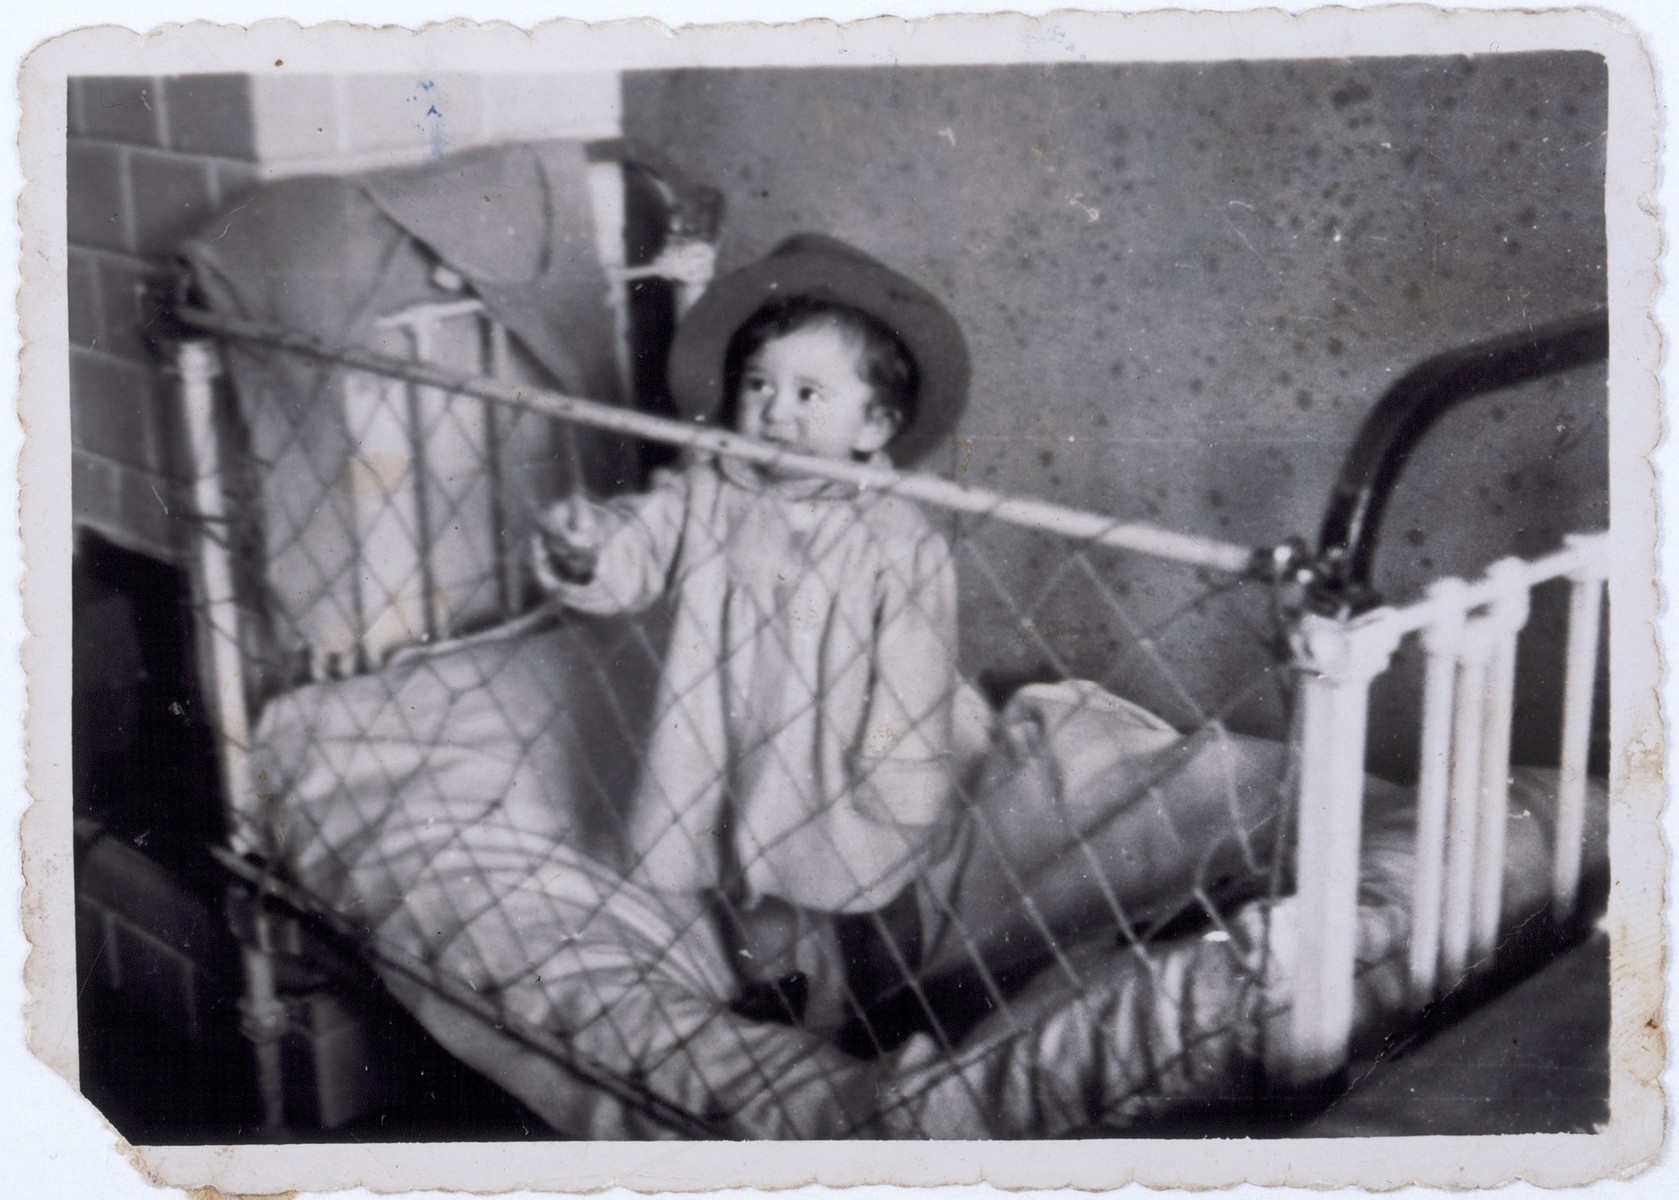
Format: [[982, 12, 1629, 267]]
[[243, 614, 1602, 1138]]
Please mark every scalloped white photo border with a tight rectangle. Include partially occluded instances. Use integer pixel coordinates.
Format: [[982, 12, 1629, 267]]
[[11, 5, 1668, 1195]]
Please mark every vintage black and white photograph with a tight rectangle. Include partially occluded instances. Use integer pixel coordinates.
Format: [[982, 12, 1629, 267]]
[[16, 6, 1666, 1194]]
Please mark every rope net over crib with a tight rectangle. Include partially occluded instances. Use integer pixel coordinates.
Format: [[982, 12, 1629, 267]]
[[177, 299, 1609, 1139]]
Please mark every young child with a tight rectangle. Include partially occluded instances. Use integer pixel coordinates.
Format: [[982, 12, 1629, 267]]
[[532, 234, 972, 1026]]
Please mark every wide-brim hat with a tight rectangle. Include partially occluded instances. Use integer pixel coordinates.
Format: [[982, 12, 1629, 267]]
[[667, 233, 970, 466]]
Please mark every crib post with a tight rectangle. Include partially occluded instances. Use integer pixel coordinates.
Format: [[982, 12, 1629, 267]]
[[1272, 612, 1402, 1089], [179, 339, 254, 844], [237, 924, 292, 1133], [1553, 533, 1608, 920], [181, 339, 293, 1131]]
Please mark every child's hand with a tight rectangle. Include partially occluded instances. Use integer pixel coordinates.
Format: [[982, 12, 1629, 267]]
[[531, 494, 602, 588]]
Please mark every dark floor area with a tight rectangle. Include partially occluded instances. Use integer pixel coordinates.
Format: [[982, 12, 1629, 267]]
[[1296, 931, 1610, 1136], [79, 983, 262, 1143], [79, 965, 559, 1144]]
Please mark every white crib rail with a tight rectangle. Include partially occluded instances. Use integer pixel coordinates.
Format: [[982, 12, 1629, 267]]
[[1275, 532, 1608, 1088], [179, 305, 1260, 580], [178, 341, 251, 841]]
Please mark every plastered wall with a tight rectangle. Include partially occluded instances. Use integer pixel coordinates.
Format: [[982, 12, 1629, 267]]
[[624, 54, 1608, 756]]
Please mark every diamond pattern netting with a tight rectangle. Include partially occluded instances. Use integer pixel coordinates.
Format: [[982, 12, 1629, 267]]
[[201, 331, 1440, 1140]]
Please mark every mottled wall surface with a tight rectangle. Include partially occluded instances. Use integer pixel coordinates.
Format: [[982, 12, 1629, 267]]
[[624, 55, 1607, 756]]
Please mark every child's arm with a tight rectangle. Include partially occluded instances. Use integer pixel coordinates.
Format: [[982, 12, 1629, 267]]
[[531, 494, 604, 586], [852, 527, 962, 827], [529, 472, 689, 615]]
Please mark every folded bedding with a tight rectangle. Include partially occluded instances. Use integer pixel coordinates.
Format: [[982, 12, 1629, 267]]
[[247, 617, 1606, 1138]]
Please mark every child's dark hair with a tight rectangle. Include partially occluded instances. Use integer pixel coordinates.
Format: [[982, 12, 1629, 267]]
[[721, 297, 919, 432]]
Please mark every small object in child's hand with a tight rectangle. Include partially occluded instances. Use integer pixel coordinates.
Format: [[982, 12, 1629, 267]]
[[531, 495, 601, 586]]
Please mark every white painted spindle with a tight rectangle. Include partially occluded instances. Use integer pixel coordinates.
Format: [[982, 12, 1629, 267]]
[[1439, 629, 1490, 988], [1407, 580, 1467, 1004], [1470, 560, 1531, 961], [1553, 533, 1608, 916], [180, 340, 254, 840], [182, 339, 291, 1131]]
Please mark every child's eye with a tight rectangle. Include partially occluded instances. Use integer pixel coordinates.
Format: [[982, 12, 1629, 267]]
[[744, 374, 770, 393], [798, 386, 820, 403]]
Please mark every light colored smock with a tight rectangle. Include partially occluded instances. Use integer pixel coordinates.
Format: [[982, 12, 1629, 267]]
[[546, 455, 961, 913]]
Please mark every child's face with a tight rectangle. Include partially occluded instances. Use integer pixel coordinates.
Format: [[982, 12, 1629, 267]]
[[736, 323, 897, 465]]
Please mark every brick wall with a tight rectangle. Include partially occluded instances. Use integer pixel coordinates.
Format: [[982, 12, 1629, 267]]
[[69, 75, 222, 562], [68, 70, 622, 565]]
